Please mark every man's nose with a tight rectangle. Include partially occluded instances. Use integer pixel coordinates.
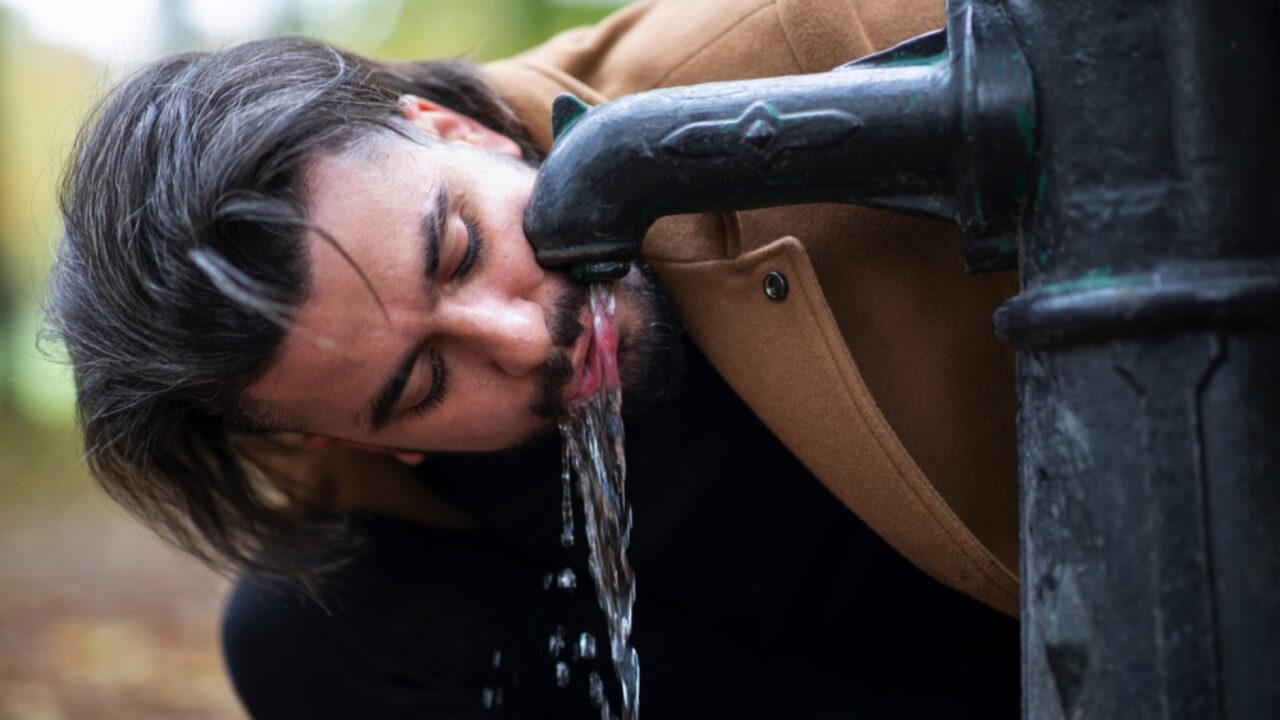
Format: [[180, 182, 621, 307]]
[[443, 297, 551, 376]]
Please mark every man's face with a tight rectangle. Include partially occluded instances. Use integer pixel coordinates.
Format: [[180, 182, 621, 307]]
[[245, 124, 675, 455]]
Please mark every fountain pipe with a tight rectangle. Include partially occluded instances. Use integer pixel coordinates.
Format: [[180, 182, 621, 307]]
[[523, 0, 1035, 281]]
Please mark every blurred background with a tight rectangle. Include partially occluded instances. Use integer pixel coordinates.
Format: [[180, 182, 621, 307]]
[[0, 1, 622, 716]]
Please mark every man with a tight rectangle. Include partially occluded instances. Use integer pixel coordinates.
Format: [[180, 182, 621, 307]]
[[48, 0, 1020, 716]]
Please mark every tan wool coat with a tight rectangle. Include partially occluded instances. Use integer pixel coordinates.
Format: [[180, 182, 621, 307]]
[[485, 0, 1021, 616]]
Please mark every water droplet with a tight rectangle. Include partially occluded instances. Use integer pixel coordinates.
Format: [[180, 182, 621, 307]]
[[555, 661, 571, 688], [549, 626, 566, 657], [576, 632, 597, 660], [589, 671, 605, 706], [481, 687, 495, 709], [561, 443, 576, 547], [542, 572, 554, 591], [491, 650, 503, 668], [557, 567, 577, 590]]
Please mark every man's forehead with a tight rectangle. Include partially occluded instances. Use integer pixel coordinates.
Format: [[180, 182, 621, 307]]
[[249, 138, 449, 438], [304, 130, 439, 192], [301, 146, 440, 294]]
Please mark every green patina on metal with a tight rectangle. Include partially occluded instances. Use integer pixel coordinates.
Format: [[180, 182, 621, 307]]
[[1013, 107, 1035, 157], [1012, 171, 1028, 199], [878, 50, 946, 69], [1040, 266, 1144, 295], [766, 176, 805, 188], [551, 94, 592, 143]]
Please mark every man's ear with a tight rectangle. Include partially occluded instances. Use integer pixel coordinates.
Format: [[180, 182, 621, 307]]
[[301, 434, 427, 466], [397, 94, 522, 158]]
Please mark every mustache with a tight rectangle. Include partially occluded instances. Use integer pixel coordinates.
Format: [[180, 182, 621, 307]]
[[530, 282, 590, 419], [549, 282, 589, 347], [530, 351, 573, 419]]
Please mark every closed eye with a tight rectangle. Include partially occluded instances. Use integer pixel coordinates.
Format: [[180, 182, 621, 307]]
[[410, 349, 449, 415], [411, 211, 477, 417], [454, 210, 484, 281]]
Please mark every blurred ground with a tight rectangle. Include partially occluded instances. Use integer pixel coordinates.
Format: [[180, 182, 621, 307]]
[[0, 415, 241, 719]]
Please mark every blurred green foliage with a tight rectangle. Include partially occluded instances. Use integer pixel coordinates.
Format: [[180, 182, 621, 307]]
[[378, 0, 617, 60]]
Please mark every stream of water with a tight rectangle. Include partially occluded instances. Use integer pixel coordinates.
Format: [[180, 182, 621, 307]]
[[558, 283, 639, 720]]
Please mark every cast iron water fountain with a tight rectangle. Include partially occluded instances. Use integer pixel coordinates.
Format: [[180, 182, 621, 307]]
[[525, 0, 1280, 716]]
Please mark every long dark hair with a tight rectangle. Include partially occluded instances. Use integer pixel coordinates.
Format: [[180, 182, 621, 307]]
[[45, 37, 537, 579]]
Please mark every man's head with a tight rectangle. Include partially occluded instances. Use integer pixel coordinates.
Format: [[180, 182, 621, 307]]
[[246, 107, 675, 461], [47, 37, 682, 577]]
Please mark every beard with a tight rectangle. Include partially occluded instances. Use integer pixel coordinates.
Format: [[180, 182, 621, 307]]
[[528, 263, 686, 420]]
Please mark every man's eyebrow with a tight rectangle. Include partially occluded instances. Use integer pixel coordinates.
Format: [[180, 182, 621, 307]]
[[423, 183, 448, 288], [368, 345, 420, 432], [364, 184, 449, 432]]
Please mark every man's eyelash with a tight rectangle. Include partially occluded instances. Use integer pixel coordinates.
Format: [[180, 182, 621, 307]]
[[411, 209, 477, 417], [411, 350, 449, 415], [455, 211, 484, 280]]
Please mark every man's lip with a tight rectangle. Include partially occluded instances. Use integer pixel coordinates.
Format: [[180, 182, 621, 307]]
[[565, 305, 596, 405], [564, 293, 620, 406]]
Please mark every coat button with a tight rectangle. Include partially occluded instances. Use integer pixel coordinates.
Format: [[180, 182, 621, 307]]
[[763, 271, 788, 301]]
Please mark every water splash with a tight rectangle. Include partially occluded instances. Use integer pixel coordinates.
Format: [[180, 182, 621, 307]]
[[481, 686, 504, 709], [557, 568, 578, 591], [549, 625, 567, 657], [577, 632, 598, 660], [559, 283, 640, 720], [561, 441, 576, 547], [589, 671, 613, 720]]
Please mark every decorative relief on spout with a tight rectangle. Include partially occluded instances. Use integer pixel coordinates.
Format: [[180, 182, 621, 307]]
[[659, 101, 862, 169]]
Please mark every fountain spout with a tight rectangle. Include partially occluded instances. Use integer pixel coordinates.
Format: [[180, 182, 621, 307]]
[[522, 0, 1035, 282]]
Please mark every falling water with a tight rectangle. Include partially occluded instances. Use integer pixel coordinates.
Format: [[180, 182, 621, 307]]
[[560, 442, 576, 548], [559, 283, 639, 720]]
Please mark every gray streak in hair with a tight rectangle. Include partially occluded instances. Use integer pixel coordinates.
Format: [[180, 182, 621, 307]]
[[44, 36, 539, 580]]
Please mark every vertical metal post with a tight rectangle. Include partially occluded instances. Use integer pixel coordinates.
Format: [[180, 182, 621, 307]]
[[995, 0, 1280, 717]]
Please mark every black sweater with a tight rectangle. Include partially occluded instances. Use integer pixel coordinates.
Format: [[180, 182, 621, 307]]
[[223, 341, 1017, 719]]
